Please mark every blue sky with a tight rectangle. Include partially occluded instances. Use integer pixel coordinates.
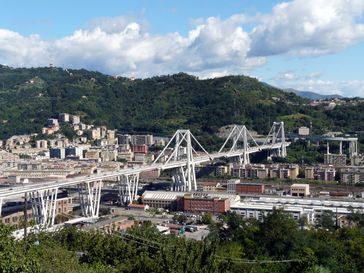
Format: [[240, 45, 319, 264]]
[[1, 0, 364, 97]]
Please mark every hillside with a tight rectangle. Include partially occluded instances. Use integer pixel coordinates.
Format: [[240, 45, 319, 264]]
[[283, 88, 343, 100], [0, 66, 363, 141]]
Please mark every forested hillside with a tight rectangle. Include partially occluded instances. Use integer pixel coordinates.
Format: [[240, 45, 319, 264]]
[[0, 65, 363, 140]]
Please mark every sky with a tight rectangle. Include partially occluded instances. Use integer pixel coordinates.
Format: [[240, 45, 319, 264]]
[[1, 0, 364, 97]]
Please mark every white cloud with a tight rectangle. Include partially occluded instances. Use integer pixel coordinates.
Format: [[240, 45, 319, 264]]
[[0, 0, 364, 96], [273, 75, 364, 97], [0, 29, 51, 67], [296, 79, 364, 97], [0, 15, 262, 78], [249, 0, 364, 56], [305, 72, 322, 79], [279, 72, 297, 80]]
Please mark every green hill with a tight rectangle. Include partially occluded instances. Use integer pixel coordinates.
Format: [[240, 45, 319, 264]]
[[0, 65, 363, 141]]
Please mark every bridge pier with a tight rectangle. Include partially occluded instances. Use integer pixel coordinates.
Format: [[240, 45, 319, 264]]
[[0, 198, 2, 218], [153, 129, 209, 192], [30, 188, 58, 228], [263, 121, 287, 159], [349, 140, 358, 158], [118, 173, 140, 205], [219, 125, 258, 165], [78, 180, 102, 218], [171, 165, 196, 191]]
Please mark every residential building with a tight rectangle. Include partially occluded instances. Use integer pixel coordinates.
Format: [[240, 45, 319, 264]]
[[84, 149, 100, 161], [130, 135, 154, 146], [96, 139, 109, 147], [131, 144, 148, 154], [49, 148, 65, 159], [270, 164, 299, 179], [35, 140, 48, 149], [17, 162, 42, 171], [58, 113, 70, 123], [70, 115, 80, 125], [305, 167, 314, 179], [117, 134, 131, 145], [65, 146, 83, 159], [316, 168, 336, 181], [107, 130, 115, 140], [304, 166, 336, 181], [340, 167, 364, 184], [0, 150, 19, 161], [324, 154, 346, 166], [92, 128, 101, 140], [47, 118, 59, 127], [298, 126, 310, 136], [215, 165, 228, 176], [134, 153, 146, 163], [100, 149, 117, 162], [117, 151, 133, 162]]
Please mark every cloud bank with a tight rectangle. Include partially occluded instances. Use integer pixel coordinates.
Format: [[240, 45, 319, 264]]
[[0, 0, 364, 95]]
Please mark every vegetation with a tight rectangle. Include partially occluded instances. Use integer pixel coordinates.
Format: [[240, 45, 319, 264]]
[[1, 65, 363, 142], [3, 210, 364, 272]]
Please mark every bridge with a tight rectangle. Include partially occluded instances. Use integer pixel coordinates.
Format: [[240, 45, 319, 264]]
[[0, 122, 289, 229]]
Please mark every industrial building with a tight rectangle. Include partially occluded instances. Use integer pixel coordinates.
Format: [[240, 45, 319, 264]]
[[230, 196, 364, 227], [226, 179, 264, 195], [142, 191, 239, 213], [183, 193, 230, 214], [290, 184, 310, 197]]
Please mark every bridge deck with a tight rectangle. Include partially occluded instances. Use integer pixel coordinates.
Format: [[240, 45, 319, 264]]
[[0, 141, 290, 199]]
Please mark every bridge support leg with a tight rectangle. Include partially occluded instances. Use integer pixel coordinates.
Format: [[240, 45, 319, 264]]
[[78, 180, 102, 218], [239, 153, 250, 165], [118, 173, 139, 206], [171, 164, 196, 192], [30, 188, 58, 228], [349, 140, 358, 158], [0, 198, 2, 218]]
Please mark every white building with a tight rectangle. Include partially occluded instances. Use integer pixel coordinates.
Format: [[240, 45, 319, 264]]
[[227, 179, 240, 194], [290, 184, 310, 197], [298, 126, 310, 136], [230, 196, 364, 226]]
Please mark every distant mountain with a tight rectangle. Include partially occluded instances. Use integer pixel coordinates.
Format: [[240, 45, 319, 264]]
[[283, 88, 343, 100]]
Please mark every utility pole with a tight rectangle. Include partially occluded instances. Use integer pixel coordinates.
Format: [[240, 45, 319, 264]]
[[23, 192, 28, 238]]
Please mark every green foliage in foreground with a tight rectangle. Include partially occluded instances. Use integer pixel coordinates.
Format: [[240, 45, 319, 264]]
[[2, 211, 364, 272]]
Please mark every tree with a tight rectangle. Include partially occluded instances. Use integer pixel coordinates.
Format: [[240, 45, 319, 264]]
[[173, 214, 188, 224], [59, 123, 77, 140], [258, 209, 300, 258], [319, 211, 335, 230], [200, 213, 213, 225]]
